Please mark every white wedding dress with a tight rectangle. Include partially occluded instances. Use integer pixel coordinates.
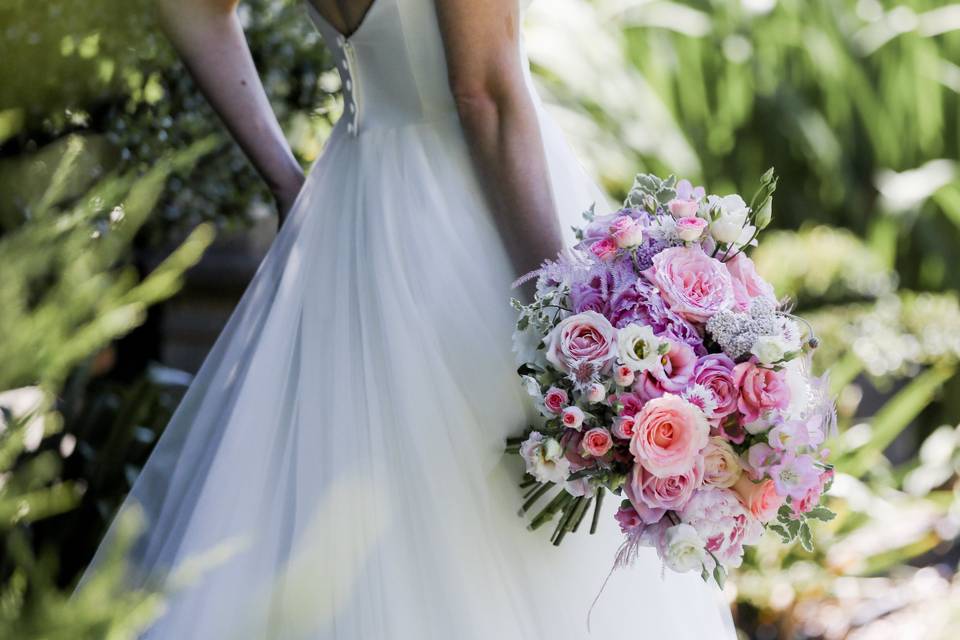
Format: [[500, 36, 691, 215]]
[[87, 1, 737, 637]]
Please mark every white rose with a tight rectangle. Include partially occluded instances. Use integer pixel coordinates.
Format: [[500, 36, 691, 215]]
[[661, 523, 708, 573], [519, 432, 571, 484], [616, 324, 666, 373], [750, 335, 791, 365], [708, 194, 755, 247]]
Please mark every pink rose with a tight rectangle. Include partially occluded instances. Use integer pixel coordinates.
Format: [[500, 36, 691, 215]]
[[733, 475, 783, 523], [590, 237, 618, 261], [614, 364, 635, 387], [612, 415, 637, 440], [692, 354, 738, 420], [628, 457, 704, 511], [636, 339, 696, 399], [544, 311, 617, 376], [561, 406, 585, 430], [669, 198, 700, 219], [543, 386, 568, 414], [581, 427, 613, 457], [725, 253, 776, 312], [584, 382, 606, 404], [609, 215, 643, 248], [643, 246, 735, 323], [676, 216, 708, 242], [733, 359, 791, 423], [630, 394, 709, 477]]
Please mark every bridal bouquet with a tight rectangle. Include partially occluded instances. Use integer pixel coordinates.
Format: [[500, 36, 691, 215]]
[[508, 171, 835, 587]]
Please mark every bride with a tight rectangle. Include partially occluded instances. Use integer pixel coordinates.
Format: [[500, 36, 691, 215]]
[[86, 0, 737, 637]]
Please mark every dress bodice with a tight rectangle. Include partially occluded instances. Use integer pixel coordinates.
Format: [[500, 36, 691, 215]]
[[304, 0, 531, 137]]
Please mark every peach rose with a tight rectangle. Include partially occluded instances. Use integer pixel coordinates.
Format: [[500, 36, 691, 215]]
[[630, 394, 709, 477], [702, 436, 742, 488], [733, 475, 784, 523], [581, 427, 613, 457]]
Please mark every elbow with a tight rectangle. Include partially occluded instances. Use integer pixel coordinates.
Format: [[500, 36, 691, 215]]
[[450, 76, 525, 135]]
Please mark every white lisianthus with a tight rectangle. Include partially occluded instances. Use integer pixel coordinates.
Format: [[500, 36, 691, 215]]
[[519, 432, 571, 484], [661, 523, 708, 573], [750, 334, 791, 365], [616, 324, 666, 373], [708, 194, 755, 247]]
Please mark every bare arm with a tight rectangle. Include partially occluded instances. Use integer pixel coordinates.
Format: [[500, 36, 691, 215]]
[[156, 0, 305, 223], [435, 0, 563, 279]]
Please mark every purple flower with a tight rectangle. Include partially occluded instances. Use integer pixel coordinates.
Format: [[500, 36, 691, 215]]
[[769, 451, 821, 500], [570, 273, 612, 315], [608, 280, 705, 355]]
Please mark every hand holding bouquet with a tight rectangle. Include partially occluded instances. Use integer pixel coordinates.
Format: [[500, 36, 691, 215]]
[[508, 171, 835, 587]]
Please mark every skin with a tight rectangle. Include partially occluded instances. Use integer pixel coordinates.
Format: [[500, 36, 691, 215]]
[[157, 0, 565, 274], [156, 0, 305, 225]]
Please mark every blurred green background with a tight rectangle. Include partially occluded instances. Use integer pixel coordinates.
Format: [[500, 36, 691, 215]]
[[1, 0, 959, 638]]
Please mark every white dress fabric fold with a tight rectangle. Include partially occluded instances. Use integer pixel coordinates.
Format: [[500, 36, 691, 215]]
[[86, 1, 737, 637]]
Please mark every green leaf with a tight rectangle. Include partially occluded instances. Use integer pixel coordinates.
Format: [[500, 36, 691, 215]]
[[798, 521, 814, 552], [804, 507, 836, 522]]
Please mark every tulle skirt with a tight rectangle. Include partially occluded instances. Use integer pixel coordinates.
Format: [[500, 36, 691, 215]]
[[88, 111, 737, 639]]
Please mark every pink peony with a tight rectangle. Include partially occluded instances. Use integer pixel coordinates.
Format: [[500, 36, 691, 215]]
[[680, 487, 762, 569], [628, 456, 704, 512], [630, 394, 710, 477], [676, 216, 708, 242], [561, 406, 585, 430], [692, 354, 739, 420], [590, 237, 618, 261], [725, 253, 776, 312], [581, 427, 614, 457], [733, 359, 791, 423], [636, 339, 697, 399], [543, 387, 568, 414], [545, 311, 617, 376], [643, 246, 735, 324], [733, 475, 784, 523]]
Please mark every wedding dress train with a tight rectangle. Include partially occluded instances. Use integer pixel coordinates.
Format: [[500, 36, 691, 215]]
[[86, 1, 737, 637]]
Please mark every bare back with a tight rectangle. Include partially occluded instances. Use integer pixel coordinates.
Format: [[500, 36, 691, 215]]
[[306, 0, 378, 38]]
